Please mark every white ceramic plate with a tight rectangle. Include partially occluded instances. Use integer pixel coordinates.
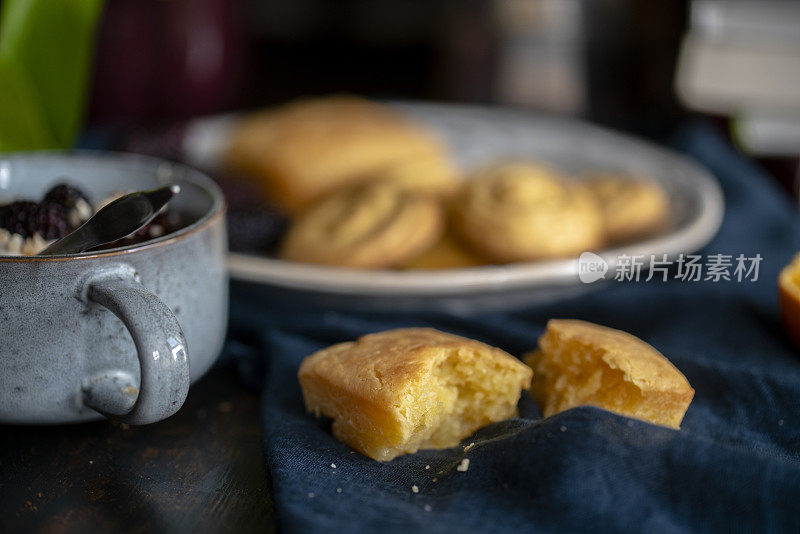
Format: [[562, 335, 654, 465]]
[[184, 102, 724, 311]]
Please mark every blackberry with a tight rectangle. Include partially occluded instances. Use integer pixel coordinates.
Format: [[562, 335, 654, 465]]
[[43, 183, 92, 229], [43, 183, 90, 209], [0, 201, 71, 240], [226, 205, 288, 254]]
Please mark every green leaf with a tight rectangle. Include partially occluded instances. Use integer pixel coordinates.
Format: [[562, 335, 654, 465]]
[[0, 0, 104, 150], [0, 54, 56, 151]]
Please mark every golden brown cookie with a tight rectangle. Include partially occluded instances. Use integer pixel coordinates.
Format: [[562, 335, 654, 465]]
[[400, 232, 485, 270], [524, 320, 694, 429], [452, 162, 604, 262], [225, 96, 448, 214], [779, 253, 800, 349], [367, 153, 461, 198], [584, 174, 669, 244], [298, 328, 533, 461], [279, 183, 444, 269]]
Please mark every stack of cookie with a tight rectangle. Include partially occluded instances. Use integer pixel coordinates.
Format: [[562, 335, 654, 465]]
[[225, 96, 670, 269]]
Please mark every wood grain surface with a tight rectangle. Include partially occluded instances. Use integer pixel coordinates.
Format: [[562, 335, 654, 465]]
[[0, 364, 274, 533]]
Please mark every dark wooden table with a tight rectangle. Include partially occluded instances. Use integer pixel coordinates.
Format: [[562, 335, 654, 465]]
[[0, 364, 274, 533]]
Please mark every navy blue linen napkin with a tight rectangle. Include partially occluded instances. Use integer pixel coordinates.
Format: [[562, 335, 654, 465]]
[[226, 122, 800, 533]]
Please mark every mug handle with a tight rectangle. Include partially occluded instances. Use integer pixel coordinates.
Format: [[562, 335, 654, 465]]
[[83, 269, 190, 425]]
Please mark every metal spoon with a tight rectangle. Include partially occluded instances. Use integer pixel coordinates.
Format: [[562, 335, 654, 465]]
[[38, 184, 181, 256]]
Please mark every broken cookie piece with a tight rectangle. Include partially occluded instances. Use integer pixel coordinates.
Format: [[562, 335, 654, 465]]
[[298, 328, 532, 461], [524, 319, 693, 429]]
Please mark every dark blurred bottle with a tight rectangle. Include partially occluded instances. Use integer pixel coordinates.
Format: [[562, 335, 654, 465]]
[[89, 0, 243, 123]]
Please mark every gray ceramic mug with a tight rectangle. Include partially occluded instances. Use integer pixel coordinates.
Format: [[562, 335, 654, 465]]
[[0, 153, 228, 425]]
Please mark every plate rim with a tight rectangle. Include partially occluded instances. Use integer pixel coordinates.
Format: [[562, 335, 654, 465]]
[[217, 102, 725, 296]]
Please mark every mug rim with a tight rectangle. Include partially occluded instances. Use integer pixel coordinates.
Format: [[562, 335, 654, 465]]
[[0, 150, 226, 262]]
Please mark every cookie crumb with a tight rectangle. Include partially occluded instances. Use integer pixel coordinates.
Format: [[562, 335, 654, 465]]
[[425, 465, 431, 470], [560, 425, 567, 432], [308, 493, 315, 498], [424, 505, 432, 512], [457, 458, 470, 472], [336, 488, 342, 493], [412, 485, 419, 493], [464, 442, 475, 452], [331, 463, 337, 468]]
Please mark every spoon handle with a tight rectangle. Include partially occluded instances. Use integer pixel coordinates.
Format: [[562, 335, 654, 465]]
[[37, 223, 99, 256]]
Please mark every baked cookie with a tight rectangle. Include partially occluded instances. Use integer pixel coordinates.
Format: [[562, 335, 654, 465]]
[[778, 253, 800, 349], [452, 162, 604, 262], [524, 320, 694, 429], [584, 174, 669, 244], [400, 232, 485, 270], [225, 96, 447, 214], [298, 328, 532, 461], [279, 183, 444, 269], [368, 153, 461, 199]]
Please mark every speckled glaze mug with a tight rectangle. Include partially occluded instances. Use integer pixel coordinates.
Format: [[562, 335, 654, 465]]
[[0, 153, 228, 425]]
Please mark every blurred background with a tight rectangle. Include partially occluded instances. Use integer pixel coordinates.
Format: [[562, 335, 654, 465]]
[[91, 0, 684, 125], [2, 0, 799, 197], [81, 0, 800, 198]]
